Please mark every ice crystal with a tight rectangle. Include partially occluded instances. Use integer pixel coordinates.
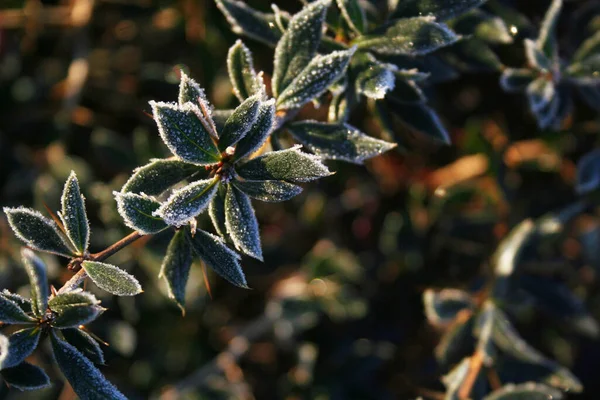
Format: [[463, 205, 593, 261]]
[[156, 179, 218, 227], [224, 185, 262, 260]]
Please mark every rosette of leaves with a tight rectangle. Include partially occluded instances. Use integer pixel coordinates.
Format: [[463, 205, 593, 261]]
[[0, 249, 126, 398], [3, 172, 142, 297], [500, 0, 600, 129]]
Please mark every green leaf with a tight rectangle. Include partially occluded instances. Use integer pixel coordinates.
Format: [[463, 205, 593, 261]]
[[121, 158, 200, 196], [225, 185, 262, 261], [386, 100, 451, 144], [500, 68, 537, 92], [392, 0, 488, 21], [4, 207, 74, 257], [577, 149, 600, 195], [1, 362, 50, 391], [336, 0, 366, 34], [156, 179, 219, 227], [48, 290, 103, 328], [536, 0, 562, 61], [150, 101, 220, 165], [188, 229, 248, 288], [232, 179, 302, 202], [452, 9, 513, 44], [227, 40, 263, 101], [277, 48, 356, 110], [62, 328, 105, 365], [272, 0, 331, 97], [565, 55, 600, 86], [353, 53, 398, 100], [82, 261, 142, 297], [1, 290, 31, 314], [216, 0, 282, 46], [178, 71, 207, 106], [236, 145, 331, 183], [212, 109, 234, 133], [524, 39, 552, 71], [389, 76, 425, 103], [114, 192, 168, 235], [288, 121, 396, 164], [20, 249, 49, 318], [526, 77, 557, 129], [60, 171, 90, 254], [1, 328, 41, 369], [209, 184, 228, 238], [483, 382, 564, 400], [0, 293, 36, 324], [423, 289, 474, 327], [233, 99, 276, 161], [573, 31, 600, 62], [159, 230, 194, 314], [435, 314, 475, 365], [328, 90, 350, 122], [443, 39, 503, 73], [51, 332, 127, 400], [356, 17, 460, 56], [219, 94, 262, 151]]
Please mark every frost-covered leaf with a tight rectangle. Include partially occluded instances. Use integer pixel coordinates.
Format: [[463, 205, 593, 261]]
[[225, 185, 262, 260], [219, 94, 261, 151], [573, 31, 600, 63], [48, 290, 102, 329], [1, 362, 50, 391], [277, 48, 356, 110], [336, 0, 366, 34], [114, 192, 168, 235], [288, 121, 396, 164], [82, 261, 142, 297], [4, 207, 74, 257], [233, 179, 302, 202], [526, 77, 556, 123], [178, 71, 207, 106], [233, 99, 276, 161], [188, 229, 248, 288], [0, 291, 31, 314], [483, 382, 564, 400], [121, 158, 200, 196], [500, 68, 537, 92], [423, 289, 474, 327], [0, 334, 6, 367], [150, 101, 220, 165], [227, 40, 263, 101], [272, 0, 330, 97], [236, 145, 331, 183], [524, 39, 552, 71], [20, 249, 49, 318], [392, 0, 487, 21], [60, 171, 89, 254], [62, 328, 105, 365], [577, 149, 600, 195], [386, 100, 451, 144], [452, 9, 512, 44], [51, 332, 127, 400], [209, 184, 228, 238], [536, 0, 562, 61], [565, 55, 600, 86], [156, 179, 218, 227], [159, 230, 193, 314], [353, 53, 398, 99], [356, 17, 460, 56], [216, 0, 282, 46], [0, 294, 35, 324], [1, 328, 41, 369]]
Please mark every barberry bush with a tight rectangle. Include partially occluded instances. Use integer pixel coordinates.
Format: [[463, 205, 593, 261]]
[[1, 0, 600, 398]]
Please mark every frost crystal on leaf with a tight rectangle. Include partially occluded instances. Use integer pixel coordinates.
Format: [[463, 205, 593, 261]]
[[227, 40, 264, 101], [1, 328, 41, 370], [225, 185, 263, 260], [209, 184, 228, 238], [20, 248, 49, 318], [216, 0, 282, 46], [236, 145, 332, 183], [218, 94, 262, 151], [356, 16, 461, 56], [288, 121, 397, 164], [272, 0, 331, 97], [0, 294, 36, 324], [48, 290, 103, 328], [232, 179, 302, 202], [392, 0, 488, 21], [0, 362, 51, 391], [178, 71, 208, 106], [336, 0, 366, 34], [233, 99, 276, 161], [150, 101, 220, 165], [159, 230, 193, 314], [277, 48, 356, 110], [156, 179, 218, 227], [355, 60, 398, 100], [60, 171, 90, 254], [114, 192, 168, 235], [121, 158, 200, 196], [4, 207, 75, 257], [82, 261, 143, 297], [188, 229, 248, 288], [61, 328, 105, 365]]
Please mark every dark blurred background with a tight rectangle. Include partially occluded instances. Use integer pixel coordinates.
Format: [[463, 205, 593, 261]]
[[1, 0, 600, 399]]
